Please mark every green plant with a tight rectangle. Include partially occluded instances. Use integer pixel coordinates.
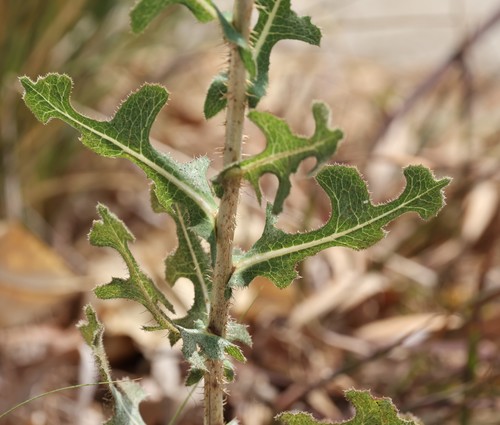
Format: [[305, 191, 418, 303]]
[[19, 0, 450, 424]]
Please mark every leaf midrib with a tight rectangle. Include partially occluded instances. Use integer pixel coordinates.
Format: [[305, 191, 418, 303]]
[[240, 133, 336, 173], [195, 0, 216, 17], [175, 205, 210, 310], [252, 0, 282, 61], [233, 184, 438, 274], [29, 82, 216, 221]]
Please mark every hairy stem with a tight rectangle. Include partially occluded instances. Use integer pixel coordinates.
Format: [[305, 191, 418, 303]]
[[204, 1, 254, 424]]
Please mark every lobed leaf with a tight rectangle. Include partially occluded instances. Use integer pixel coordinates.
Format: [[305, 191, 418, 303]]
[[205, 0, 321, 117], [231, 165, 451, 289], [130, 0, 215, 33], [215, 102, 343, 213], [20, 74, 216, 239], [276, 389, 422, 424], [78, 305, 147, 425], [165, 205, 212, 339], [90, 204, 178, 335]]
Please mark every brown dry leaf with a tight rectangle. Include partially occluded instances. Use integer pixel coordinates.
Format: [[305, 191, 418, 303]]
[[0, 221, 83, 326], [461, 180, 499, 244], [232, 276, 299, 322], [354, 313, 463, 346], [289, 272, 388, 328], [307, 388, 343, 421]]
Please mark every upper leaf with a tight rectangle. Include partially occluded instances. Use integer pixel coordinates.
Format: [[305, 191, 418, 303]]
[[20, 73, 217, 239], [204, 0, 321, 117], [130, 0, 215, 33], [248, 0, 321, 107], [90, 204, 178, 336], [231, 165, 450, 288], [215, 102, 343, 213], [78, 305, 147, 425], [276, 389, 421, 425]]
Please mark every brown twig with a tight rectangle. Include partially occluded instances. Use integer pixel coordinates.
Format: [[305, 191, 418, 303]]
[[274, 325, 433, 412], [368, 3, 500, 153]]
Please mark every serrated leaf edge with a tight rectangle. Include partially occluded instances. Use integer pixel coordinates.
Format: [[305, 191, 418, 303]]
[[20, 74, 216, 228], [233, 166, 449, 280]]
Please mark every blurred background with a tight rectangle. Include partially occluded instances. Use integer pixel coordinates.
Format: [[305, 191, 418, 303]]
[[1, 0, 500, 424]]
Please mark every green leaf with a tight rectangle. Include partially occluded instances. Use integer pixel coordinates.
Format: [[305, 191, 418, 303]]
[[276, 389, 421, 425], [185, 367, 205, 386], [90, 204, 178, 336], [248, 0, 321, 107], [213, 6, 256, 78], [20, 74, 216, 239], [178, 319, 247, 383], [130, 0, 215, 33], [226, 321, 252, 347], [179, 320, 246, 363], [165, 205, 212, 335], [78, 305, 147, 425], [204, 73, 229, 119], [231, 165, 450, 288], [205, 0, 321, 117], [215, 102, 342, 213]]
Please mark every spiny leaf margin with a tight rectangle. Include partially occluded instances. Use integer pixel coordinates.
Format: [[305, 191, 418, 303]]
[[214, 102, 343, 213], [204, 0, 322, 118], [276, 389, 422, 425], [231, 165, 450, 289], [165, 205, 212, 339], [179, 319, 249, 386], [89, 204, 179, 337], [20, 73, 217, 239], [78, 305, 147, 425]]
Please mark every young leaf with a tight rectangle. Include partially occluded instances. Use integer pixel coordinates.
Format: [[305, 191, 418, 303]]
[[276, 389, 421, 425], [213, 6, 256, 77], [215, 102, 343, 213], [90, 204, 179, 336], [78, 305, 147, 425], [130, 0, 215, 33], [227, 320, 252, 347], [179, 319, 247, 384], [204, 0, 321, 117], [20, 74, 217, 239], [231, 165, 450, 289]]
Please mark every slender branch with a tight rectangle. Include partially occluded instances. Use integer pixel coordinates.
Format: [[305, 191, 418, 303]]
[[204, 2, 254, 424], [368, 4, 500, 153]]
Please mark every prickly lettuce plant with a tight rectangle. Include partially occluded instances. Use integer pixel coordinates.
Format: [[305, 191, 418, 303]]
[[20, 0, 450, 423]]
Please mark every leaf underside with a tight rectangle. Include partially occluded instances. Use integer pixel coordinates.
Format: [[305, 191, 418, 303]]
[[276, 389, 421, 425], [231, 165, 450, 289], [130, 0, 215, 33], [78, 305, 147, 425], [204, 0, 321, 117], [20, 73, 216, 240]]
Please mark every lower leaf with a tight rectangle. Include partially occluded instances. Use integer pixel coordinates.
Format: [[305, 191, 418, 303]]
[[276, 389, 423, 425]]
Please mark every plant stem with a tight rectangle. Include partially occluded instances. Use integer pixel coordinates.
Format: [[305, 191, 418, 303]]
[[204, 1, 253, 424]]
